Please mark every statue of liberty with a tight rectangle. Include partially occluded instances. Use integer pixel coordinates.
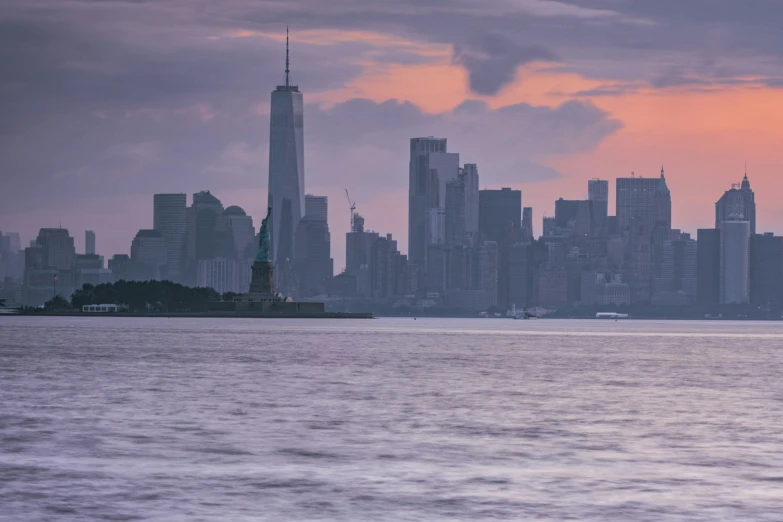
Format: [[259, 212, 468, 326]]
[[248, 206, 276, 295], [255, 206, 272, 263]]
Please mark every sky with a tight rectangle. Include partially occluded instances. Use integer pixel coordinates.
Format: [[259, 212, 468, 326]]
[[2, 0, 783, 272]]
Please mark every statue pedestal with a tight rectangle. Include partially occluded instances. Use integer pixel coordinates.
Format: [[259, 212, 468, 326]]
[[249, 261, 275, 294]]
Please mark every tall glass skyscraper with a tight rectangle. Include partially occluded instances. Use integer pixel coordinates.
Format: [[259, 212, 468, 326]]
[[153, 193, 187, 282], [268, 29, 305, 266]]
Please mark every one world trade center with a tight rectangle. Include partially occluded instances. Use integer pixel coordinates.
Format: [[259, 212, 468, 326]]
[[267, 28, 305, 268]]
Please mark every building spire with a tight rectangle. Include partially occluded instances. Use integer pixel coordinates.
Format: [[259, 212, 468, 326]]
[[285, 26, 290, 88], [661, 165, 665, 178]]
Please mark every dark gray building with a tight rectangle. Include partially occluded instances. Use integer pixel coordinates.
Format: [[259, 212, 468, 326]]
[[554, 199, 580, 229], [522, 207, 533, 242], [696, 228, 720, 305], [588, 179, 609, 231], [294, 216, 333, 297], [85, 230, 96, 255], [479, 188, 522, 310], [445, 178, 466, 248], [750, 233, 783, 308], [153, 193, 187, 282]]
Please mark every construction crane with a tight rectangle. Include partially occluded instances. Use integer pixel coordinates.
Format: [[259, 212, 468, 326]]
[[344, 189, 356, 230]]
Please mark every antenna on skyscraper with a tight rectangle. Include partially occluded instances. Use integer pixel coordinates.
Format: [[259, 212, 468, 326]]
[[285, 26, 290, 88]]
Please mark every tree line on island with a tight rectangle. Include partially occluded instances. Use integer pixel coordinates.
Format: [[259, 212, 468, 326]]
[[38, 281, 240, 313]]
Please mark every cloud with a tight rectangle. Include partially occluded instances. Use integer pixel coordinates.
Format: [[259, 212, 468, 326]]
[[52, 141, 162, 181], [453, 33, 558, 95], [204, 142, 267, 179], [306, 97, 621, 199]]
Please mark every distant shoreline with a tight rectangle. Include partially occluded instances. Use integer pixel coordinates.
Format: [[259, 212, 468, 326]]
[[7, 311, 374, 319], [5, 312, 783, 321]]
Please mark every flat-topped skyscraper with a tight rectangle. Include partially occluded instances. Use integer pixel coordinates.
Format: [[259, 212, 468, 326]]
[[268, 28, 305, 266]]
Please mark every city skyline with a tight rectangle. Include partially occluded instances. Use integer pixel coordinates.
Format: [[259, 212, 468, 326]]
[[4, 2, 783, 273], [0, 167, 764, 274]]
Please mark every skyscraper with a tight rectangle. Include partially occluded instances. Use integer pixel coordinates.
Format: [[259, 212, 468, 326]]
[[655, 238, 697, 298], [479, 188, 522, 243], [445, 178, 466, 248], [294, 217, 333, 297], [130, 229, 168, 281], [479, 188, 521, 310], [716, 173, 756, 234], [750, 233, 783, 308], [653, 168, 672, 230], [153, 193, 187, 282], [461, 164, 480, 244], [85, 230, 96, 255], [187, 191, 228, 262], [408, 137, 448, 266], [222, 206, 255, 260], [616, 174, 659, 233], [23, 229, 77, 305], [522, 207, 533, 242], [588, 179, 609, 231], [651, 169, 672, 281], [719, 220, 750, 304], [304, 195, 328, 222], [35, 228, 75, 270], [268, 29, 305, 266], [696, 228, 720, 305]]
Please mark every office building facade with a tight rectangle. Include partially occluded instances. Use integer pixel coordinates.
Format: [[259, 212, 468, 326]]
[[153, 193, 187, 282], [719, 220, 750, 304], [750, 233, 783, 308], [85, 230, 96, 255]]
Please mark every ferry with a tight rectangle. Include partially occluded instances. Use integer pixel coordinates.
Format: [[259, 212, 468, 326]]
[[596, 312, 629, 319]]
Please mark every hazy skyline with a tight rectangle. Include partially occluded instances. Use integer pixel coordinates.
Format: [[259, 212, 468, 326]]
[[3, 0, 783, 271]]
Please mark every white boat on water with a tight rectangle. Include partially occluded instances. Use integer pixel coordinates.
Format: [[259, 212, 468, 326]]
[[596, 312, 629, 319]]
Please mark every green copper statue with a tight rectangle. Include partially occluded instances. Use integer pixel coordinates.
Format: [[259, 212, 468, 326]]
[[255, 206, 272, 263]]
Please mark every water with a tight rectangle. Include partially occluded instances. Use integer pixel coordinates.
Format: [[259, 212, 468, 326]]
[[2, 317, 783, 521]]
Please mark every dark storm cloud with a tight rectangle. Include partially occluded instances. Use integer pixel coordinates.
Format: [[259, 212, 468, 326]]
[[453, 33, 557, 95]]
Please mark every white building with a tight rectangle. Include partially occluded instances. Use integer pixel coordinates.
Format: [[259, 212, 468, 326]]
[[197, 258, 252, 294], [268, 30, 305, 265], [720, 219, 750, 304]]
